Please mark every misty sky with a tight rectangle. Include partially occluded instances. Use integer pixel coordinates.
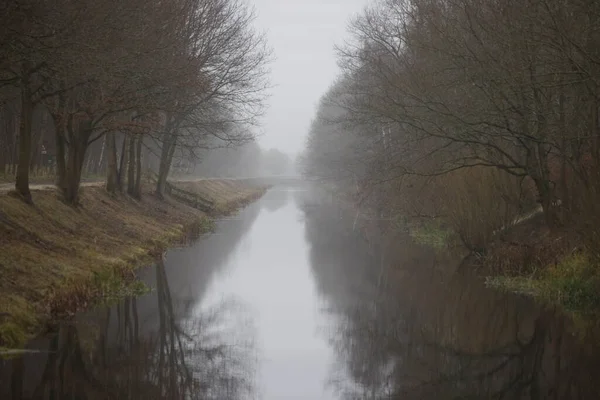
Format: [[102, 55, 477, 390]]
[[252, 0, 368, 156]]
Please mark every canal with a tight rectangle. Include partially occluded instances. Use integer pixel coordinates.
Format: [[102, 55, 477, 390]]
[[1, 185, 599, 399]]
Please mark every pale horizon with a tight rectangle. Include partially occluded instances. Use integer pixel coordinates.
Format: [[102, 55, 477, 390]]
[[252, 0, 368, 157]]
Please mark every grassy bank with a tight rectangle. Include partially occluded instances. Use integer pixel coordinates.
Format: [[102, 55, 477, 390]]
[[456, 214, 600, 317], [175, 179, 267, 214], [380, 206, 600, 317], [0, 180, 267, 348], [485, 248, 600, 316], [486, 252, 600, 313]]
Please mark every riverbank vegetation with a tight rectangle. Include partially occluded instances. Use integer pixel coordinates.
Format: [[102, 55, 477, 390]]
[[303, 196, 600, 397], [0, 181, 266, 348], [0, 0, 274, 348], [1, 258, 258, 398], [301, 0, 600, 314], [0, 0, 270, 203]]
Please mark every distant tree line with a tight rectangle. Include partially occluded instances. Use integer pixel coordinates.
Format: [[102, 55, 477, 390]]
[[0, 0, 270, 204], [188, 140, 296, 178], [303, 0, 600, 253]]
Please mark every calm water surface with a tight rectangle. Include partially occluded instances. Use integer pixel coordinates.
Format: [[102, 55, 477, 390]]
[[1, 185, 600, 399]]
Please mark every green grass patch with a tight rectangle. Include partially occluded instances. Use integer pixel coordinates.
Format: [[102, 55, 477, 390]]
[[0, 296, 39, 350], [0, 322, 29, 351], [486, 253, 600, 314], [409, 220, 453, 250], [92, 268, 151, 304], [485, 275, 541, 297], [199, 216, 216, 233]]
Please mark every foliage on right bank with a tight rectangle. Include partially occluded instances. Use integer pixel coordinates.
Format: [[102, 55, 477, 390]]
[[300, 0, 600, 311]]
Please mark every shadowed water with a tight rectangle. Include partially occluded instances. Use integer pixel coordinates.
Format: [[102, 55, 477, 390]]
[[1, 185, 600, 399]]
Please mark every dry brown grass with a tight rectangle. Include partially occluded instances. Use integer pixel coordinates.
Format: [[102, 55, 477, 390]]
[[440, 167, 534, 251], [176, 179, 267, 214], [479, 214, 573, 275], [0, 180, 265, 348]]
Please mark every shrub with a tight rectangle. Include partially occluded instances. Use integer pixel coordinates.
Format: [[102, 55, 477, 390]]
[[440, 167, 534, 251], [487, 253, 600, 314]]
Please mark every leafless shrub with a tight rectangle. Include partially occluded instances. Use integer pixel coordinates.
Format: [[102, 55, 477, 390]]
[[440, 167, 532, 251]]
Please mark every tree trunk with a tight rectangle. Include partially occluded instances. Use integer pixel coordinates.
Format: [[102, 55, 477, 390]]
[[62, 136, 88, 205], [53, 93, 67, 189], [156, 132, 176, 197], [7, 106, 17, 175], [531, 172, 558, 228], [30, 112, 45, 171], [56, 115, 93, 205], [117, 133, 129, 190], [134, 135, 143, 198], [11, 351, 24, 399], [97, 135, 106, 174], [84, 151, 93, 177], [525, 139, 557, 227], [105, 131, 119, 193], [592, 96, 600, 164], [0, 123, 5, 177], [558, 89, 569, 221], [127, 134, 136, 196], [15, 83, 33, 203], [55, 132, 66, 189]]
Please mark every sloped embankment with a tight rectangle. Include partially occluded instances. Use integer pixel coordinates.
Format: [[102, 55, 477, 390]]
[[0, 180, 267, 348]]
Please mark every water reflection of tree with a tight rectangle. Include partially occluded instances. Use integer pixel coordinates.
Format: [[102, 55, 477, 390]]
[[8, 260, 256, 400], [301, 198, 600, 400], [146, 195, 262, 313], [260, 187, 289, 213]]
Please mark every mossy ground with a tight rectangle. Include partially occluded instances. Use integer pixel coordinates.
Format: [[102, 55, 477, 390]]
[[0, 181, 266, 349], [409, 220, 455, 250], [486, 252, 600, 315], [403, 211, 600, 318]]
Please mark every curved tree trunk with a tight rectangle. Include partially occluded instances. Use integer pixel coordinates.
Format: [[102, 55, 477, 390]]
[[156, 132, 176, 198], [117, 133, 129, 191]]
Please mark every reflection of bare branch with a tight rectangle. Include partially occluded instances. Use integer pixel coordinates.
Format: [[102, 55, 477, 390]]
[[7, 258, 256, 400], [302, 198, 600, 400]]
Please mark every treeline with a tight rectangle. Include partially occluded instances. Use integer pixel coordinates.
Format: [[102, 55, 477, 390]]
[[190, 141, 295, 178], [0, 0, 269, 204], [303, 0, 600, 253]]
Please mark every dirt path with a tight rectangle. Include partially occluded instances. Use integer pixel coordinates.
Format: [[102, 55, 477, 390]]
[[0, 181, 104, 193], [0, 178, 226, 194]]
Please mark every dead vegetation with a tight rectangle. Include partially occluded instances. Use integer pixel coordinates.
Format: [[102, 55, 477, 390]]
[[440, 167, 535, 252], [0, 180, 266, 348], [176, 179, 266, 214]]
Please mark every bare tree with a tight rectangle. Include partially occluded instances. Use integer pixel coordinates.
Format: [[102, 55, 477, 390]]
[[153, 0, 271, 196], [303, 0, 600, 231]]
